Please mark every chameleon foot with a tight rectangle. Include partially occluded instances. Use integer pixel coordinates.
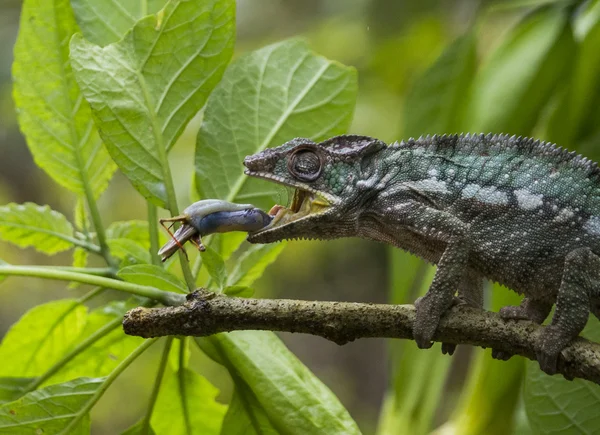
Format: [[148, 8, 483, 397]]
[[441, 343, 456, 355], [491, 348, 513, 361], [536, 325, 566, 375], [413, 295, 438, 349]]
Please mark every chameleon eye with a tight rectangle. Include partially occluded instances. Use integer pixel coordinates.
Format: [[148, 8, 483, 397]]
[[288, 149, 322, 181]]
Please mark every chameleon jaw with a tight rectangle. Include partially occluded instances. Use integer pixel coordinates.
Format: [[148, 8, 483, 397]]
[[266, 189, 331, 229], [243, 170, 336, 233]]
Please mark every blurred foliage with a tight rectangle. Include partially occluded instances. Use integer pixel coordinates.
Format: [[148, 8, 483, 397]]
[[0, 0, 599, 434]]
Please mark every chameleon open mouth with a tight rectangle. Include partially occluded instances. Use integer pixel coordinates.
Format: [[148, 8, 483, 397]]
[[266, 188, 331, 228], [243, 170, 335, 233]]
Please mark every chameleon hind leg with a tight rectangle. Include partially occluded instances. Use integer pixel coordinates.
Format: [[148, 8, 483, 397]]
[[536, 247, 600, 375], [440, 272, 484, 356], [491, 297, 553, 361]]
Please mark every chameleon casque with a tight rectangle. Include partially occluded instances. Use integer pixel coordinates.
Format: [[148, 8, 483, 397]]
[[242, 133, 600, 375]]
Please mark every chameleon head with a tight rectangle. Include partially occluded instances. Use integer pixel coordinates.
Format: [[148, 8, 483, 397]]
[[243, 135, 386, 243]]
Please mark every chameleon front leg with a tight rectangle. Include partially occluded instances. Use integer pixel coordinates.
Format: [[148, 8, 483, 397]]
[[380, 202, 470, 349], [414, 237, 470, 349], [441, 272, 484, 355]]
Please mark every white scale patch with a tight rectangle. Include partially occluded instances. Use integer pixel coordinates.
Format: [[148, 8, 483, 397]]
[[584, 216, 600, 236], [553, 208, 574, 223], [461, 183, 508, 206], [514, 189, 543, 210], [407, 178, 449, 194]]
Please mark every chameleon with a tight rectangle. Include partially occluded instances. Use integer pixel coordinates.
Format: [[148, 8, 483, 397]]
[[242, 133, 600, 375]]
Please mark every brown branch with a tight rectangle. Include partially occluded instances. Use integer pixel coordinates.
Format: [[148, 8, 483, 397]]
[[122, 290, 600, 385]]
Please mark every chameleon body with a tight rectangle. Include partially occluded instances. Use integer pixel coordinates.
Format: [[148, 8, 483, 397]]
[[243, 133, 600, 375]]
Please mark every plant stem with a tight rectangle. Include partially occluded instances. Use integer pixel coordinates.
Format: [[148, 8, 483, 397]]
[[24, 316, 122, 393], [67, 235, 102, 254], [137, 71, 195, 291], [0, 265, 185, 306], [192, 249, 203, 278], [76, 286, 106, 304], [54, 266, 116, 277], [178, 337, 192, 434], [82, 182, 115, 268], [141, 337, 173, 435], [59, 338, 158, 435], [148, 203, 161, 266]]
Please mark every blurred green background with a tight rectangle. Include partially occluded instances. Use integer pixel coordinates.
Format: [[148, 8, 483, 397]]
[[2, 1, 598, 433]]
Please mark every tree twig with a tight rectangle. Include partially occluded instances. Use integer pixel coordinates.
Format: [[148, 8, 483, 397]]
[[122, 290, 600, 385]]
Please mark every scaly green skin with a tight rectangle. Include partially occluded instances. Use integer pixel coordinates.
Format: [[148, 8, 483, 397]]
[[244, 133, 600, 376]]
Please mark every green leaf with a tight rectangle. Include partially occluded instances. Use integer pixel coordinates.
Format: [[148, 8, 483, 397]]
[[545, 0, 600, 145], [195, 38, 358, 210], [108, 238, 151, 265], [106, 220, 151, 250], [118, 264, 187, 293], [71, 0, 165, 46], [151, 367, 226, 435], [0, 378, 34, 405], [464, 5, 574, 134], [72, 247, 88, 268], [223, 285, 254, 298], [200, 245, 227, 290], [0, 203, 76, 254], [221, 384, 278, 435], [524, 316, 600, 434], [403, 31, 477, 137], [198, 332, 360, 434], [12, 0, 116, 199], [226, 243, 286, 288], [121, 419, 156, 435], [0, 377, 101, 434], [0, 299, 87, 377], [46, 301, 143, 385], [70, 0, 235, 207]]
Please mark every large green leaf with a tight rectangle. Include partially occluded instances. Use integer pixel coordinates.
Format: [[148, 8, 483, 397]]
[[106, 220, 151, 250], [0, 377, 101, 434], [0, 378, 34, 405], [195, 38, 358, 210], [464, 5, 574, 134], [0, 203, 76, 254], [0, 300, 87, 377], [70, 0, 235, 207], [12, 0, 116, 199], [226, 243, 286, 287], [402, 31, 477, 137], [46, 301, 143, 385], [198, 331, 360, 435], [524, 317, 600, 434], [71, 0, 165, 46], [118, 264, 186, 293], [220, 383, 278, 435], [200, 245, 227, 290], [150, 367, 226, 435], [108, 238, 152, 265], [545, 0, 600, 145]]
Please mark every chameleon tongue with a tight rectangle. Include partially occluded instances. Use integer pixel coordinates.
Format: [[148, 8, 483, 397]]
[[268, 204, 285, 216]]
